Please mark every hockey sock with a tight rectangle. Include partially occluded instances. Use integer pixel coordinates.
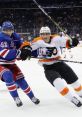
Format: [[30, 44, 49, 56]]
[[2, 71, 19, 98], [53, 78, 78, 101], [16, 78, 35, 99], [70, 80, 82, 97]]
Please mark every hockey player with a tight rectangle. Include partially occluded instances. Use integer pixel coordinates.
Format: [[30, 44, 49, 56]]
[[21, 26, 82, 107], [0, 21, 40, 107]]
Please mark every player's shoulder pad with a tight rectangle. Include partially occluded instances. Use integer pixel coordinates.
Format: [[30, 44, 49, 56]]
[[12, 32, 21, 40], [0, 32, 9, 41], [32, 36, 42, 43], [20, 41, 30, 49], [50, 34, 60, 40], [50, 34, 59, 39]]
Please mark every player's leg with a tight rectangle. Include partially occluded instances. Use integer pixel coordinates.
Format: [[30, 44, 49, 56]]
[[16, 78, 40, 104], [70, 80, 82, 98], [57, 62, 82, 98], [0, 66, 23, 107], [44, 66, 82, 107], [12, 64, 40, 105]]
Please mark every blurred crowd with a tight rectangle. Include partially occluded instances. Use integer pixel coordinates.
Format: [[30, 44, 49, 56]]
[[0, 1, 82, 40]]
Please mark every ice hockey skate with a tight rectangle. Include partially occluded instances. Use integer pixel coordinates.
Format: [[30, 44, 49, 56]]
[[71, 96, 82, 107], [14, 97, 23, 107], [31, 97, 40, 105]]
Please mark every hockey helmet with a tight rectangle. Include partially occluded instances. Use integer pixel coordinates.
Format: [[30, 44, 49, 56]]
[[2, 21, 14, 31], [40, 26, 51, 34]]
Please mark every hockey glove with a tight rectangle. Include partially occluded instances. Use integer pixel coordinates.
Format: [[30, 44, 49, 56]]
[[67, 39, 79, 48], [20, 45, 32, 60], [72, 38, 79, 47]]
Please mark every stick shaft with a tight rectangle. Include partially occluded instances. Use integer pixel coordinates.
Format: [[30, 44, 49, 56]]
[[32, 0, 64, 32]]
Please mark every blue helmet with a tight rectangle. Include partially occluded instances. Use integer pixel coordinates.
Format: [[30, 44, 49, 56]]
[[2, 21, 14, 31]]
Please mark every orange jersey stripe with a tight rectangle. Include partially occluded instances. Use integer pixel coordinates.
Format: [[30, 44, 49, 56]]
[[32, 37, 42, 43], [39, 56, 61, 62], [50, 34, 59, 38], [20, 41, 31, 48], [66, 40, 70, 48], [32, 34, 59, 43]]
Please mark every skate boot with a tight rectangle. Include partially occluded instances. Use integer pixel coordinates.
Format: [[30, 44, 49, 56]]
[[14, 97, 23, 107], [71, 96, 82, 107], [31, 97, 40, 105], [79, 95, 82, 98]]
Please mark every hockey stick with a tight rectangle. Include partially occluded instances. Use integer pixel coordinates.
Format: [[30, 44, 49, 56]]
[[32, 0, 72, 42], [33, 0, 81, 63], [32, 0, 65, 33], [31, 56, 82, 64], [57, 59, 82, 64]]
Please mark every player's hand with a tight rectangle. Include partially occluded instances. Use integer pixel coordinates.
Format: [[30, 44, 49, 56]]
[[72, 38, 79, 47], [20, 45, 32, 60]]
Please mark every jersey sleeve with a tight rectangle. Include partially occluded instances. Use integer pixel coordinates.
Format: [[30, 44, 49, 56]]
[[51, 36, 71, 48], [0, 48, 17, 61], [0, 39, 17, 61], [12, 32, 23, 49]]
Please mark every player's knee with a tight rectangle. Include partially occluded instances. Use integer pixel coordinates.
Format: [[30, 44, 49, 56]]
[[53, 78, 69, 94], [2, 71, 14, 83], [53, 78, 66, 86], [16, 78, 28, 89], [45, 70, 61, 85]]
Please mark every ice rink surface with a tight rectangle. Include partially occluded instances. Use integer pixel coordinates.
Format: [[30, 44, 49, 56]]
[[0, 47, 82, 117]]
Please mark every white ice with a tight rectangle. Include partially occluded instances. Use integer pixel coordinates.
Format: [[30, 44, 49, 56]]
[[0, 47, 82, 117]]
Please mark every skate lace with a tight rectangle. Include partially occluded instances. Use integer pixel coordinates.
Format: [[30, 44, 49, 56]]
[[71, 97, 79, 105]]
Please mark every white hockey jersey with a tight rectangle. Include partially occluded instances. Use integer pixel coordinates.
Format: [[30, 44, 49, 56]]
[[31, 34, 70, 65]]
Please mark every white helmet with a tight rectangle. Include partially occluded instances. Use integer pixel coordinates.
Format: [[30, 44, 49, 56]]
[[40, 26, 51, 34]]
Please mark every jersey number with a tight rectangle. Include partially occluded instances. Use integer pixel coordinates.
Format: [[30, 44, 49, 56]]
[[0, 42, 8, 48]]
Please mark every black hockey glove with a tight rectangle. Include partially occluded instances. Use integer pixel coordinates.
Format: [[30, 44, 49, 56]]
[[72, 38, 79, 47], [46, 47, 55, 57], [67, 38, 79, 48], [20, 45, 32, 60]]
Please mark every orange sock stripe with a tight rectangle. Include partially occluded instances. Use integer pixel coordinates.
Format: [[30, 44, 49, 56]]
[[74, 85, 82, 92], [60, 87, 69, 96]]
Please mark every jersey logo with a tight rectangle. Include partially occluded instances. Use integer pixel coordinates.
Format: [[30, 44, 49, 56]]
[[53, 47, 57, 55]]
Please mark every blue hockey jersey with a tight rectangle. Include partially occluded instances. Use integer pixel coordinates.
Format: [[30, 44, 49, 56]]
[[0, 32, 22, 64]]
